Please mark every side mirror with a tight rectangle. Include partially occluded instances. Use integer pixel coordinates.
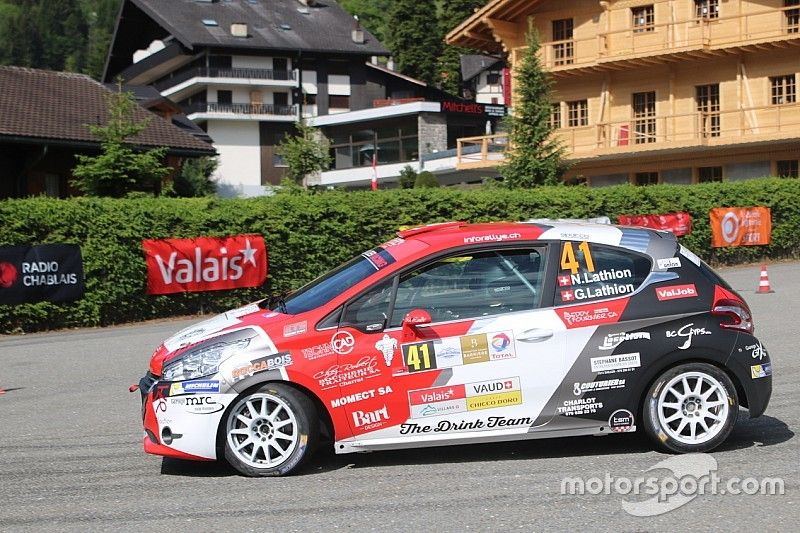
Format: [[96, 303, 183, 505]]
[[402, 309, 431, 340]]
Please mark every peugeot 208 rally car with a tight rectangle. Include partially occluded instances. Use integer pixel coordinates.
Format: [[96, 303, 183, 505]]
[[135, 221, 771, 476]]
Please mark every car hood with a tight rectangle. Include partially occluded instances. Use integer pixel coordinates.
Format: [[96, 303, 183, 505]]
[[148, 301, 291, 375]]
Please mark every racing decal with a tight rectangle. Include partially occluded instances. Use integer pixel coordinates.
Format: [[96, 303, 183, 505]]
[[375, 334, 399, 367], [408, 377, 522, 418], [598, 332, 650, 351], [362, 247, 396, 271], [655, 283, 697, 301], [330, 330, 356, 355], [590, 353, 641, 374], [656, 257, 682, 269], [556, 298, 628, 329], [608, 409, 636, 432], [559, 241, 596, 274], [399, 416, 533, 435], [401, 330, 516, 373], [231, 352, 293, 382], [283, 321, 307, 337], [746, 342, 766, 360], [750, 363, 771, 379], [557, 397, 603, 417], [351, 405, 391, 431], [573, 378, 625, 395], [666, 323, 711, 350], [463, 232, 522, 244], [168, 395, 225, 414], [169, 380, 220, 395], [314, 356, 382, 390], [539, 224, 623, 247], [302, 341, 336, 360], [330, 386, 394, 408]]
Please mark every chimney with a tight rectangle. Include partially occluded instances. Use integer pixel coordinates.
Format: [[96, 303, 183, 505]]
[[231, 22, 248, 38], [351, 15, 364, 44]]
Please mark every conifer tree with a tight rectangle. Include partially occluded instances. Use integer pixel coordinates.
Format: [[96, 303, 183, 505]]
[[500, 23, 567, 187], [385, 0, 441, 85]]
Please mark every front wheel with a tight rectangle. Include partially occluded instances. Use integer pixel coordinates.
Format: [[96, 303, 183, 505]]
[[643, 362, 738, 453], [224, 383, 318, 476]]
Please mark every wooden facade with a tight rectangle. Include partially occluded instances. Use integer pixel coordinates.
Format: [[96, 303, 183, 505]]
[[447, 0, 800, 184]]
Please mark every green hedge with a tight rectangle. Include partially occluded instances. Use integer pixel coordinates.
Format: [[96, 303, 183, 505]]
[[1, 178, 798, 333]]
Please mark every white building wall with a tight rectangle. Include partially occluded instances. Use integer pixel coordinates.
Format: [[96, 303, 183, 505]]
[[475, 71, 504, 105], [207, 120, 263, 197]]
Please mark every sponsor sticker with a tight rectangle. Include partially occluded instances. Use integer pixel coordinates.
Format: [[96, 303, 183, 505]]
[[330, 331, 355, 355], [463, 233, 521, 244], [169, 380, 220, 395], [375, 334, 399, 367], [330, 386, 393, 408], [750, 363, 772, 379], [608, 409, 636, 432], [656, 257, 682, 269], [399, 416, 532, 435], [313, 356, 381, 389], [408, 377, 522, 418], [231, 353, 293, 381], [283, 321, 307, 337], [655, 283, 697, 301], [599, 332, 650, 351], [460, 334, 490, 364], [169, 395, 225, 414], [302, 342, 335, 360], [351, 405, 390, 431], [573, 379, 626, 395], [666, 323, 711, 350], [746, 342, 766, 360], [557, 397, 603, 417], [591, 352, 641, 374], [557, 300, 627, 329]]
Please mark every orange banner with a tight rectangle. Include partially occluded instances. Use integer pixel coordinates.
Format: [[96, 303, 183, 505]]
[[710, 207, 771, 248]]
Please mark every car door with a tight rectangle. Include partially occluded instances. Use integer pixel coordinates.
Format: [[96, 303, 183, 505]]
[[333, 245, 567, 443]]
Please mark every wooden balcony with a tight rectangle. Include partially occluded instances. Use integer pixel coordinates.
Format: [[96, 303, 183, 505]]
[[455, 102, 800, 169], [532, 5, 800, 76]]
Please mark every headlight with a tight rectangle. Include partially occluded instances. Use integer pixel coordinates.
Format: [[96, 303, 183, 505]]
[[162, 335, 252, 381]]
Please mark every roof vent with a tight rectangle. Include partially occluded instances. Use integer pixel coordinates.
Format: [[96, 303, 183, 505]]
[[280, 23, 292, 31], [351, 16, 365, 44], [297, 6, 310, 14], [231, 22, 248, 37], [298, 0, 317, 6], [202, 19, 218, 27]]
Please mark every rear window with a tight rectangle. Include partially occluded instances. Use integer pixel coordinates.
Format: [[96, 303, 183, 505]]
[[555, 241, 652, 305]]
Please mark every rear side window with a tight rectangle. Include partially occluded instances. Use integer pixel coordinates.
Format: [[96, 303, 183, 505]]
[[555, 241, 651, 305]]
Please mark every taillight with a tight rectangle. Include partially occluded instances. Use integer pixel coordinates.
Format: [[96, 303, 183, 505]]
[[712, 286, 754, 334]]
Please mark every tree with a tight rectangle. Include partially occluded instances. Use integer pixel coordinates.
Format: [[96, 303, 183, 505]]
[[438, 0, 485, 95], [398, 165, 417, 189], [72, 86, 170, 197], [385, 0, 442, 85], [414, 171, 440, 188], [275, 120, 331, 187], [170, 157, 218, 197], [500, 23, 567, 188]]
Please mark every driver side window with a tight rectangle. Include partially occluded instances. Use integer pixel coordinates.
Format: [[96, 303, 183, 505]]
[[389, 248, 546, 327]]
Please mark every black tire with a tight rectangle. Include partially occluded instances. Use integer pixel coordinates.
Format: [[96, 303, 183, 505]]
[[223, 383, 318, 477], [643, 362, 738, 454]]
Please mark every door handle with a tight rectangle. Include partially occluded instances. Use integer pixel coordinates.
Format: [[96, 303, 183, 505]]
[[517, 328, 553, 342]]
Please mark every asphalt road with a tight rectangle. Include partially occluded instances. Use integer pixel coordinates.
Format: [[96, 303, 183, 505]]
[[1, 262, 797, 532]]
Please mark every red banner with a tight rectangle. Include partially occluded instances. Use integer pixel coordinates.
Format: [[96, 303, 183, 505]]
[[617, 212, 693, 236], [710, 207, 771, 248], [502, 67, 512, 106], [142, 235, 267, 295]]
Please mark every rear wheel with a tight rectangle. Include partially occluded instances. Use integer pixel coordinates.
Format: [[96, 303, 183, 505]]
[[643, 362, 737, 453], [224, 383, 318, 476]]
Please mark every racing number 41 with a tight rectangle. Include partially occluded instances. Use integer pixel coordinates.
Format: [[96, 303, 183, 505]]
[[561, 241, 595, 274], [403, 341, 436, 372]]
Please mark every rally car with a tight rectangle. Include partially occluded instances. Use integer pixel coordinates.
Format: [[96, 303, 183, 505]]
[[134, 221, 772, 476]]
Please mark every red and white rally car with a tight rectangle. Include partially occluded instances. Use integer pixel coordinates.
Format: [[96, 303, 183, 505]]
[[135, 221, 771, 476]]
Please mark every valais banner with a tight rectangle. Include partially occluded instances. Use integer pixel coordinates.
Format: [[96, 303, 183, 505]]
[[710, 207, 771, 248], [142, 235, 267, 295], [617, 212, 693, 236], [0, 244, 84, 305]]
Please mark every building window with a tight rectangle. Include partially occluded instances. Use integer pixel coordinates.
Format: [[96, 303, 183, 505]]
[[694, 0, 719, 19], [771, 75, 796, 105], [786, 0, 800, 33], [217, 90, 232, 104], [329, 95, 350, 109], [632, 91, 657, 144], [777, 159, 799, 177], [327, 119, 419, 170], [549, 103, 562, 129], [273, 133, 288, 167], [698, 166, 723, 183], [486, 72, 501, 86], [567, 100, 588, 127], [552, 19, 574, 66], [696, 84, 720, 137], [634, 172, 659, 185], [632, 5, 655, 32]]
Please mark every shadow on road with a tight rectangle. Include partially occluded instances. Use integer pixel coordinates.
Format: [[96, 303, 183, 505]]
[[159, 414, 792, 478]]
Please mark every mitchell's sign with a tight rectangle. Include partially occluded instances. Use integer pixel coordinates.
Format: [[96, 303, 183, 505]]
[[440, 100, 506, 117], [0, 244, 84, 305], [142, 235, 267, 295]]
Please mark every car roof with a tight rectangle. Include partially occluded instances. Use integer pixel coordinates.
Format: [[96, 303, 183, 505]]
[[396, 221, 677, 257]]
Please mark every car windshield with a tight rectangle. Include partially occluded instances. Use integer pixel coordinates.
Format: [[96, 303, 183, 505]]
[[276, 248, 396, 315]]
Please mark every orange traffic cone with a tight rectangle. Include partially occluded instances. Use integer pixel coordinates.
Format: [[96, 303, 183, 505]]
[[756, 264, 774, 294]]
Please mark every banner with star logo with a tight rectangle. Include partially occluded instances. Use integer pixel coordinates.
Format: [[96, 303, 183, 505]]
[[142, 235, 267, 295]]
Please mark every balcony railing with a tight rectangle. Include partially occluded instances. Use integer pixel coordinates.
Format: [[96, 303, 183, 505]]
[[531, 5, 800, 71], [155, 67, 296, 91], [455, 102, 800, 168], [185, 102, 297, 116]]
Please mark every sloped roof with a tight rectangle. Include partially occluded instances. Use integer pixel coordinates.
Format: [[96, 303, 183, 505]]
[[128, 0, 388, 55], [460, 55, 504, 82], [0, 66, 215, 155]]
